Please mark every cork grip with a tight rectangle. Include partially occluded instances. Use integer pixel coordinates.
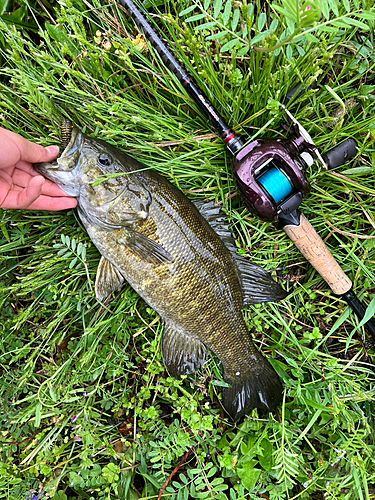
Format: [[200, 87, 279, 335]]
[[283, 214, 352, 295]]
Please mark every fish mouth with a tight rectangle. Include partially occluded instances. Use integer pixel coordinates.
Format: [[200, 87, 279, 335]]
[[36, 126, 83, 197], [58, 127, 82, 167]]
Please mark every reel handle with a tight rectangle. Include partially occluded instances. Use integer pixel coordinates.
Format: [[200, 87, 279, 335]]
[[281, 211, 375, 340], [284, 80, 318, 104], [322, 138, 358, 169]]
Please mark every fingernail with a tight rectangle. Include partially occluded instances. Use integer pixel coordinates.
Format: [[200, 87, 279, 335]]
[[46, 145, 59, 155]]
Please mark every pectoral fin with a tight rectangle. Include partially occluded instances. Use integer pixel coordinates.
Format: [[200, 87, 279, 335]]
[[95, 256, 125, 301], [233, 253, 288, 305], [162, 322, 207, 377], [117, 230, 174, 265]]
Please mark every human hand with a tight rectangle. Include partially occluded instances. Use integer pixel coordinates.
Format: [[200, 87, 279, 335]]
[[0, 127, 77, 211]]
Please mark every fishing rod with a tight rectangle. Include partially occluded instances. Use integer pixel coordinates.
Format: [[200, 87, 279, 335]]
[[118, 0, 375, 340]]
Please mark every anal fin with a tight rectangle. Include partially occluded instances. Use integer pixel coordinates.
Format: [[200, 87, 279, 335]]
[[95, 256, 125, 301], [162, 322, 207, 378]]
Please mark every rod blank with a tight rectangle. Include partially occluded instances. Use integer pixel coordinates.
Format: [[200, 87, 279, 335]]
[[119, 0, 243, 153]]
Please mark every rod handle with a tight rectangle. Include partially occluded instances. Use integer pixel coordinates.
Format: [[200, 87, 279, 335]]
[[283, 213, 352, 295]]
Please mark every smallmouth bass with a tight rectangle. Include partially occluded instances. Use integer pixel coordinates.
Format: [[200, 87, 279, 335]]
[[37, 127, 287, 420]]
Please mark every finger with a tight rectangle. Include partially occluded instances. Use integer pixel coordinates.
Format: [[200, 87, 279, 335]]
[[21, 143, 60, 164], [0, 127, 60, 167], [16, 175, 45, 209], [27, 195, 78, 211], [41, 178, 70, 197], [0, 183, 43, 209], [14, 161, 42, 175], [0, 173, 12, 207], [9, 168, 33, 187], [1, 191, 77, 210], [12, 167, 70, 197], [0, 182, 77, 210], [16, 160, 57, 175]]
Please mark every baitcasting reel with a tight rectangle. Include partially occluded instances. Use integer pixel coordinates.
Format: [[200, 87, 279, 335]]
[[233, 105, 358, 222]]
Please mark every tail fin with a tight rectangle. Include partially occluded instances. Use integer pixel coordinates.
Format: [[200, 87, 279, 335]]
[[222, 354, 283, 421]]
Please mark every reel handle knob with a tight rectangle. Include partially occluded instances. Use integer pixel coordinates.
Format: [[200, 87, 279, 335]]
[[284, 80, 318, 104], [322, 138, 358, 169]]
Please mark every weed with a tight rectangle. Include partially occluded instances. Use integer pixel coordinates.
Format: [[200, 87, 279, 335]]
[[0, 1, 375, 499]]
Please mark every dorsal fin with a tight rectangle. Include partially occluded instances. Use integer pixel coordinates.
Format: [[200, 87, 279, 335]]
[[232, 253, 287, 306], [192, 200, 237, 252], [192, 200, 288, 306]]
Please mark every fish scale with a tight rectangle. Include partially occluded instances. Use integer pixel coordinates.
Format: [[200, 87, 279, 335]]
[[36, 127, 287, 421]]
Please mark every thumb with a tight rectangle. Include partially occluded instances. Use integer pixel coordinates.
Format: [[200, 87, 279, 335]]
[[20, 142, 60, 164], [0, 128, 59, 168]]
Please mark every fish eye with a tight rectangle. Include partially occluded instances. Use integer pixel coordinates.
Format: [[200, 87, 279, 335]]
[[98, 153, 112, 167]]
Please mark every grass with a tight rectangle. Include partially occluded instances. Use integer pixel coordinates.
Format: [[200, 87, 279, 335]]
[[0, 0, 375, 499]]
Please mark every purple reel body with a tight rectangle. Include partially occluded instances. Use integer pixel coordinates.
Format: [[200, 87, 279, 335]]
[[233, 138, 311, 222]]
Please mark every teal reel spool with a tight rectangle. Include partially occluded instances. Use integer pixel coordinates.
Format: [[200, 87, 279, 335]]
[[257, 166, 293, 204]]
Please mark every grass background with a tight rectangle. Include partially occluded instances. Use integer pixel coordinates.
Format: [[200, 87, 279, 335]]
[[0, 0, 375, 499]]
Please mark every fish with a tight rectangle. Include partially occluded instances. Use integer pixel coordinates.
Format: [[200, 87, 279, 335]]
[[60, 116, 74, 151], [36, 126, 287, 421]]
